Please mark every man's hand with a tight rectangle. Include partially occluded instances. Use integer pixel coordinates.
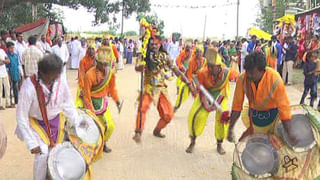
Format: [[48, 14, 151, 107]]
[[282, 120, 298, 145], [30, 146, 41, 154]]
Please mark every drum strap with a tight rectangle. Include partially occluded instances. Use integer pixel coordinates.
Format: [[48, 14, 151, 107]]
[[31, 75, 55, 147]]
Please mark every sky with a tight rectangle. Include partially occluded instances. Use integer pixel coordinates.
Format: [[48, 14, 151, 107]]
[[55, 0, 260, 39]]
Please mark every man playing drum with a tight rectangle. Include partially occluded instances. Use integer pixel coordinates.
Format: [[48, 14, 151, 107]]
[[186, 47, 238, 155], [227, 51, 296, 143], [16, 54, 83, 180], [82, 45, 123, 153]]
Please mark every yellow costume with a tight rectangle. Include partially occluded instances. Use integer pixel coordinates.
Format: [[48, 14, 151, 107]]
[[188, 49, 238, 140], [76, 46, 120, 155]]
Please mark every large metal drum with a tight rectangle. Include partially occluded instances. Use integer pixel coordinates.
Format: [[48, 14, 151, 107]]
[[68, 109, 100, 145], [240, 134, 279, 178], [276, 114, 316, 152], [48, 142, 86, 180]]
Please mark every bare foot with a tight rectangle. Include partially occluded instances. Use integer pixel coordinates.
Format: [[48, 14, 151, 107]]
[[103, 144, 112, 153], [217, 143, 226, 155], [186, 142, 195, 153], [132, 132, 141, 143], [153, 129, 166, 138]]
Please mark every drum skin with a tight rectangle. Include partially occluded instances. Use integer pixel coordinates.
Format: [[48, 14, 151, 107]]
[[48, 142, 86, 180], [0, 122, 7, 159], [277, 114, 315, 152], [232, 105, 320, 180], [241, 134, 279, 177]]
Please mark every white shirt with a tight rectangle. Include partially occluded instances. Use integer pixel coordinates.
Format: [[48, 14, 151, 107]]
[[136, 40, 142, 53], [0, 49, 8, 78], [52, 44, 69, 63], [16, 77, 79, 150], [79, 45, 87, 61], [38, 41, 52, 54], [15, 41, 27, 64], [240, 41, 249, 58], [167, 41, 180, 61]]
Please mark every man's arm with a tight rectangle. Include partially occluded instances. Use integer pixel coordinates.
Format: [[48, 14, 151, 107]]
[[82, 73, 94, 112], [227, 75, 245, 142], [16, 80, 40, 151]]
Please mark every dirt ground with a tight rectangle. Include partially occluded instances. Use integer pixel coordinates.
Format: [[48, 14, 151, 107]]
[[0, 65, 303, 180]]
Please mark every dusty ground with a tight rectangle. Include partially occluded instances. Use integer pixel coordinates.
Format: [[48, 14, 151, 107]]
[[0, 65, 303, 180]]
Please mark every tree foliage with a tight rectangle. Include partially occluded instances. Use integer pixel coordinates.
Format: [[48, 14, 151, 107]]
[[136, 13, 165, 36], [124, 30, 138, 36], [0, 0, 151, 30], [0, 3, 63, 30], [255, 0, 301, 33]]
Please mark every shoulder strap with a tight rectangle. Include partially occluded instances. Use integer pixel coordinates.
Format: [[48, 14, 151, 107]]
[[30, 75, 55, 147]]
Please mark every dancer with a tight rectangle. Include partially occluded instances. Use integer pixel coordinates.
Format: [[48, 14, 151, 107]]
[[186, 48, 238, 154]]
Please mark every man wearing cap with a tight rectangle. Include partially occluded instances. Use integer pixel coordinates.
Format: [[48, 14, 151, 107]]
[[99, 38, 119, 71], [227, 51, 296, 144], [133, 36, 189, 143], [174, 43, 193, 112], [82, 46, 123, 153], [186, 48, 238, 154]]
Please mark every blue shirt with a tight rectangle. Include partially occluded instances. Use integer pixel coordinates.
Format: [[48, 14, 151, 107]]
[[247, 41, 256, 53], [275, 42, 282, 64], [303, 61, 318, 86], [285, 42, 298, 61], [6, 52, 20, 82]]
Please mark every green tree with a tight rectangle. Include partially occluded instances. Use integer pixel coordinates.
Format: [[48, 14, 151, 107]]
[[0, 3, 63, 30], [124, 30, 138, 36], [136, 13, 165, 36], [255, 0, 301, 33], [1, 0, 151, 28]]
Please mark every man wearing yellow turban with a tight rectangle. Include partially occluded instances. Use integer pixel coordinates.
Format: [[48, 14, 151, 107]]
[[186, 48, 238, 155], [82, 46, 123, 153]]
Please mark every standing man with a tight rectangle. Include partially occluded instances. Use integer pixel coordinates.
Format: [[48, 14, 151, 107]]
[[70, 36, 81, 69], [227, 51, 295, 143], [174, 44, 193, 112], [282, 36, 297, 85], [21, 35, 43, 78], [15, 32, 27, 77], [82, 46, 123, 153], [16, 54, 84, 180], [75, 45, 96, 108], [186, 48, 238, 154], [247, 35, 257, 53], [79, 38, 87, 62], [271, 35, 282, 72], [167, 36, 180, 63], [38, 35, 52, 54], [6, 42, 20, 106], [132, 36, 189, 143], [240, 38, 248, 72], [52, 37, 69, 82], [0, 45, 12, 110]]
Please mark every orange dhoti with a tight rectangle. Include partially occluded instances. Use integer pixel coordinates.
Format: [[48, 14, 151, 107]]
[[136, 92, 174, 132]]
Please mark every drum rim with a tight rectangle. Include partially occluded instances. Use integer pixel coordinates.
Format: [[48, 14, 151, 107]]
[[276, 114, 316, 153], [73, 109, 101, 145], [240, 134, 279, 178], [48, 142, 86, 180]]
